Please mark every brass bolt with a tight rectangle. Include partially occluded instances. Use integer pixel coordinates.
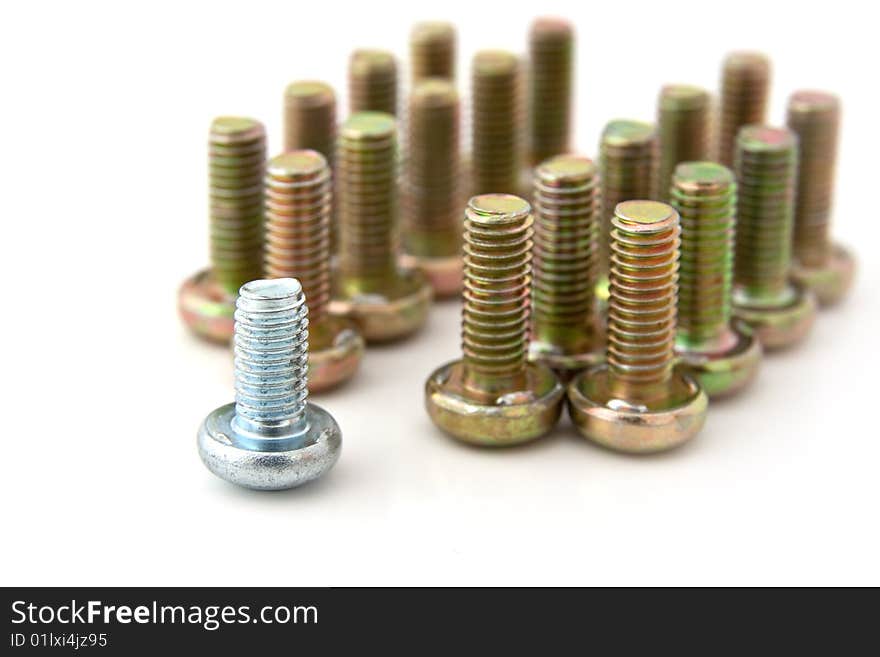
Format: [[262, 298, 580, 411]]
[[527, 17, 574, 166], [401, 79, 463, 298], [410, 21, 456, 84], [670, 162, 761, 397], [656, 85, 711, 202], [425, 194, 565, 446], [786, 90, 855, 305], [528, 155, 603, 375], [568, 200, 707, 453], [732, 126, 816, 350], [179, 116, 266, 343], [717, 51, 770, 167], [348, 49, 397, 116], [330, 112, 431, 342], [264, 150, 365, 391]]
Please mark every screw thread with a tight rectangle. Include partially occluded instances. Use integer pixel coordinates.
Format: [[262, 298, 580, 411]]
[[233, 278, 309, 437], [717, 51, 770, 167], [209, 117, 266, 295], [349, 50, 397, 116], [410, 21, 456, 83], [657, 85, 711, 203], [283, 81, 337, 161], [733, 126, 798, 302], [670, 162, 736, 349], [787, 90, 840, 267], [528, 17, 574, 166], [471, 50, 523, 197], [264, 151, 332, 323], [462, 195, 533, 394], [607, 201, 680, 402]]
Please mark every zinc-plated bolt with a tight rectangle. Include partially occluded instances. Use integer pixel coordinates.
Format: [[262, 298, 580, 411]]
[[528, 154, 603, 375], [732, 126, 817, 350], [179, 117, 266, 343], [425, 194, 565, 446], [197, 278, 342, 491], [264, 151, 364, 391], [330, 112, 431, 342], [401, 79, 463, 298], [349, 49, 397, 116], [670, 162, 761, 397], [717, 51, 770, 168], [656, 85, 711, 203], [786, 90, 855, 305], [410, 21, 456, 84], [568, 200, 707, 453], [470, 50, 524, 198], [527, 17, 574, 166]]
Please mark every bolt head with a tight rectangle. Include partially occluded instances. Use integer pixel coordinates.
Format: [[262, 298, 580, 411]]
[[400, 253, 462, 299], [307, 315, 365, 393], [675, 321, 762, 399], [733, 281, 817, 351], [791, 243, 855, 307], [178, 268, 235, 343]]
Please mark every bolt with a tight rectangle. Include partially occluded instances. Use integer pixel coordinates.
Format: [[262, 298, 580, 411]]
[[568, 200, 707, 453], [470, 50, 524, 198], [425, 194, 565, 446], [717, 51, 770, 167], [179, 116, 265, 343], [264, 150, 364, 391], [330, 112, 431, 342], [197, 278, 342, 490], [410, 21, 456, 84], [786, 90, 855, 305], [656, 84, 711, 203], [401, 80, 463, 298], [348, 49, 397, 116], [670, 162, 761, 397], [528, 154, 603, 376], [527, 17, 574, 166], [732, 126, 817, 350]]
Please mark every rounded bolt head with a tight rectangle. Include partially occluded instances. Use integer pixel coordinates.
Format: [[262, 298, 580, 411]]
[[675, 321, 762, 399], [567, 365, 708, 454], [178, 268, 235, 343], [399, 253, 462, 299], [733, 281, 817, 350], [197, 402, 341, 491], [791, 243, 855, 307], [425, 360, 565, 446], [307, 315, 365, 392]]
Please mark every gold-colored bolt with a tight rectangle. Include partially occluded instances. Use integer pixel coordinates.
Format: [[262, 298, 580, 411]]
[[410, 21, 456, 84], [348, 49, 397, 116], [425, 194, 564, 446], [656, 85, 711, 203], [786, 90, 855, 305], [527, 17, 574, 166], [717, 51, 770, 167], [568, 200, 707, 453]]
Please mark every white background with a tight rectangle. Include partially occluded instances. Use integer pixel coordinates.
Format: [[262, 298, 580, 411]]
[[1, 0, 878, 586]]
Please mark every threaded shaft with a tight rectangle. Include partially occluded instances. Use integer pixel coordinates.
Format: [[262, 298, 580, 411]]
[[787, 90, 840, 267], [410, 21, 456, 84], [283, 81, 336, 160], [607, 201, 680, 403], [337, 112, 398, 291], [462, 194, 533, 394], [599, 120, 657, 275], [733, 126, 798, 302], [264, 151, 332, 324], [657, 85, 711, 203], [232, 278, 309, 437], [531, 155, 599, 352], [471, 50, 522, 197], [209, 117, 266, 295], [717, 51, 770, 167], [670, 162, 736, 350], [349, 50, 397, 116], [528, 17, 574, 166]]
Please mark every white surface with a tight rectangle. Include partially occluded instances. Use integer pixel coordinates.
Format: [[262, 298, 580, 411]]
[[1, 0, 878, 586]]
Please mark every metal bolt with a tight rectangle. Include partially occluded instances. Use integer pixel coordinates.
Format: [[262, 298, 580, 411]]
[[568, 200, 707, 453], [264, 150, 364, 391], [670, 162, 761, 397], [732, 126, 817, 350], [527, 17, 574, 166], [425, 194, 564, 446], [410, 21, 456, 84], [179, 116, 266, 343], [717, 51, 770, 167], [528, 154, 603, 375], [197, 278, 342, 491], [401, 80, 463, 298], [348, 49, 397, 116], [786, 90, 855, 305], [330, 112, 431, 342], [656, 84, 711, 203]]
